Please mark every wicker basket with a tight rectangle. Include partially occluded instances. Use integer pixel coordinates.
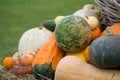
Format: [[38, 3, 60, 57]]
[[95, 0, 120, 26]]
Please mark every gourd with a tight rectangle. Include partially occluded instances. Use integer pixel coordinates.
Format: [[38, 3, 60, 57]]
[[54, 16, 65, 24], [73, 9, 99, 19], [12, 66, 32, 76], [42, 20, 56, 32], [89, 35, 120, 68], [83, 4, 100, 16], [84, 46, 91, 63], [55, 15, 91, 53], [55, 56, 120, 80], [12, 51, 36, 66], [3, 57, 14, 69], [18, 27, 52, 53], [84, 16, 99, 30], [101, 23, 120, 36], [32, 32, 65, 80], [66, 50, 86, 62], [91, 26, 101, 40]]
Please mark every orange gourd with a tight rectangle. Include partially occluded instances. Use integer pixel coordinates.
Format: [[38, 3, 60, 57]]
[[32, 32, 65, 80], [32, 32, 65, 69], [101, 23, 120, 36], [3, 57, 14, 69], [91, 26, 101, 40], [84, 46, 91, 63]]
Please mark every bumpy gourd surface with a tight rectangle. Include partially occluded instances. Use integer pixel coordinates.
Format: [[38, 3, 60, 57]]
[[55, 15, 91, 52]]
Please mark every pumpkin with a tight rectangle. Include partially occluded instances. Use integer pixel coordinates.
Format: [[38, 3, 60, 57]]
[[101, 23, 120, 36], [12, 66, 32, 76], [89, 35, 120, 68], [13, 51, 36, 66], [54, 16, 65, 24], [32, 32, 65, 80], [55, 56, 120, 80], [55, 15, 91, 53], [42, 20, 56, 32], [84, 16, 99, 30], [3, 57, 14, 69], [66, 51, 86, 62], [91, 26, 101, 40], [84, 46, 91, 63], [18, 27, 52, 53]]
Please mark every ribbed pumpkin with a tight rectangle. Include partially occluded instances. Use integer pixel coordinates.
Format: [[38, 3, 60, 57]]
[[32, 32, 65, 80], [101, 23, 120, 36]]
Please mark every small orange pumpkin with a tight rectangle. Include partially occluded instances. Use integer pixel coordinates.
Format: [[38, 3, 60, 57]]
[[3, 57, 14, 69], [101, 23, 120, 36], [84, 46, 91, 63], [91, 26, 101, 40]]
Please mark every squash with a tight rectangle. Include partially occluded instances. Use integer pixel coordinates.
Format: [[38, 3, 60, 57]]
[[54, 16, 65, 24], [13, 51, 36, 66], [89, 35, 120, 68], [3, 57, 14, 69], [84, 16, 99, 30], [66, 51, 86, 62], [42, 20, 56, 32], [12, 66, 32, 76], [83, 4, 100, 16], [101, 23, 120, 36], [32, 32, 65, 80], [55, 56, 120, 80], [18, 27, 52, 53], [91, 26, 101, 40], [55, 15, 91, 53], [84, 46, 91, 63], [73, 9, 99, 19]]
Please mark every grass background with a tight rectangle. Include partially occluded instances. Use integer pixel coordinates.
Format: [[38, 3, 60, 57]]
[[0, 0, 96, 64]]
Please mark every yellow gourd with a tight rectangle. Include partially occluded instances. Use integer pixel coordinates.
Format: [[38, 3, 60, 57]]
[[66, 51, 86, 62]]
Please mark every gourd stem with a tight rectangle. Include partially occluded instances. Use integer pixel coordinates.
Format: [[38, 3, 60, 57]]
[[86, 16, 89, 20], [38, 25, 43, 30]]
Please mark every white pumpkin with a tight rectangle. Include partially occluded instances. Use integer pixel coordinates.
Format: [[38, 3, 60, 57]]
[[18, 27, 52, 53]]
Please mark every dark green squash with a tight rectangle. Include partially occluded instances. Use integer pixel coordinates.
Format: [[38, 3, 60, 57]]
[[89, 35, 120, 68], [42, 20, 56, 32], [32, 63, 55, 80]]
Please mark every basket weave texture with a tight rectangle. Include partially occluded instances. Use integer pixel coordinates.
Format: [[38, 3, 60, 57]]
[[95, 0, 120, 26]]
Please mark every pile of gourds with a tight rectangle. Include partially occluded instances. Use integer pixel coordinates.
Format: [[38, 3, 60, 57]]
[[2, 3, 120, 80]]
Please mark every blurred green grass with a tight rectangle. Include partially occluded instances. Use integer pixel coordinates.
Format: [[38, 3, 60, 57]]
[[0, 0, 96, 64]]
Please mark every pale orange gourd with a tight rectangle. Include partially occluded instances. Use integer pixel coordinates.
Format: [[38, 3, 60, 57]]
[[3, 57, 14, 69], [32, 32, 65, 70]]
